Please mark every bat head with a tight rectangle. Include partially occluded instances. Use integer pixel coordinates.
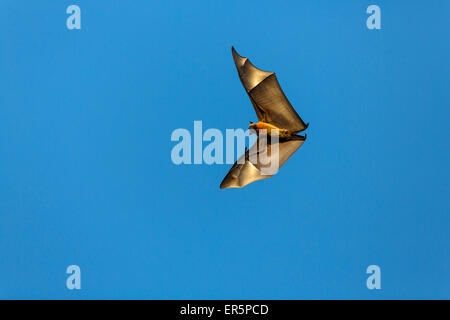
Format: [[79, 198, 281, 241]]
[[248, 121, 257, 130]]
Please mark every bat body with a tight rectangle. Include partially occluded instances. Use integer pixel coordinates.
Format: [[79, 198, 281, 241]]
[[220, 47, 309, 189], [248, 121, 305, 139]]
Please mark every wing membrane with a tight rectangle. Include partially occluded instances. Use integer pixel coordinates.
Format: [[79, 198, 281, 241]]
[[220, 136, 304, 189], [231, 47, 307, 131]]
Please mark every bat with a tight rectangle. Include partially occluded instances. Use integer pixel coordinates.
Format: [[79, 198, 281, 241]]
[[220, 47, 309, 189]]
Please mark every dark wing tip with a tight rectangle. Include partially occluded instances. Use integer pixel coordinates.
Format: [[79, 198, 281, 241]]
[[231, 46, 245, 59], [220, 181, 237, 190], [231, 46, 248, 71], [220, 175, 240, 189], [220, 175, 231, 189]]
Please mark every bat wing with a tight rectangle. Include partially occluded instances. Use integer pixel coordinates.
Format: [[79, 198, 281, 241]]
[[220, 136, 304, 189], [231, 47, 308, 131]]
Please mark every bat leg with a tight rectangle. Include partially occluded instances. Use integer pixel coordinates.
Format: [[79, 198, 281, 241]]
[[289, 134, 306, 141], [291, 123, 309, 134]]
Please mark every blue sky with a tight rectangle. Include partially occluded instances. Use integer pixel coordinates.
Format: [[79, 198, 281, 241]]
[[0, 1, 448, 299]]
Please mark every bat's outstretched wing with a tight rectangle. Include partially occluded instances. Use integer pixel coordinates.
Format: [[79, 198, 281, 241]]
[[231, 46, 308, 132], [220, 136, 304, 189]]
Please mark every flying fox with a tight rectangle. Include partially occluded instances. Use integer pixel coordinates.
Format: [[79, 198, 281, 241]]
[[220, 47, 309, 189]]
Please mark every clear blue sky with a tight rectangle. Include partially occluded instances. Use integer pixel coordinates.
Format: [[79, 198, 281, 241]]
[[0, 1, 448, 299]]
